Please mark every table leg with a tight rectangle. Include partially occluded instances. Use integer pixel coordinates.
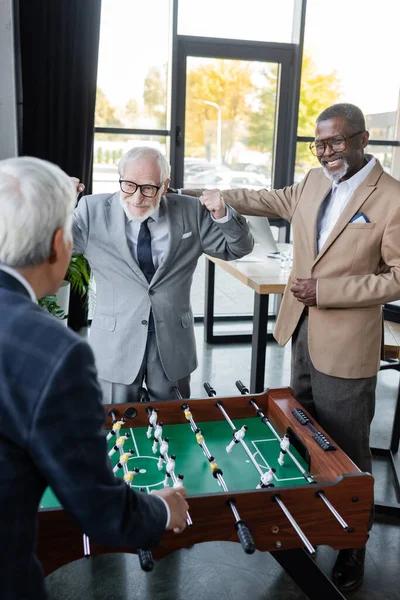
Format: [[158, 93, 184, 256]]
[[390, 378, 400, 454], [271, 549, 346, 600], [204, 258, 215, 343], [250, 293, 269, 394]]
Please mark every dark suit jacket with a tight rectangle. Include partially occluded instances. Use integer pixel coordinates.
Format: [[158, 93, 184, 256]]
[[0, 270, 167, 600]]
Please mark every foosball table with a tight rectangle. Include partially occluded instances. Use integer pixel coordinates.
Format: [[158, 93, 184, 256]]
[[37, 383, 373, 600]]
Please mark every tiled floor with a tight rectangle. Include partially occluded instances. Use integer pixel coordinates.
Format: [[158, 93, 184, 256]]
[[47, 319, 400, 599]]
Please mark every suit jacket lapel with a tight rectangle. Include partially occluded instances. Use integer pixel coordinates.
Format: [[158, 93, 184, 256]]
[[151, 196, 184, 286], [313, 161, 383, 267], [305, 174, 332, 259], [105, 192, 148, 284]]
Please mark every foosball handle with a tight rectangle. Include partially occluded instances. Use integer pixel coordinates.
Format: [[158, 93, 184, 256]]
[[235, 520, 256, 554], [138, 549, 154, 572], [235, 380, 249, 395], [138, 387, 150, 403], [173, 386, 183, 400], [203, 381, 217, 397]]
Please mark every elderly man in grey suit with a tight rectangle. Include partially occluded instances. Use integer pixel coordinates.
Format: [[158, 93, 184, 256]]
[[73, 147, 253, 403]]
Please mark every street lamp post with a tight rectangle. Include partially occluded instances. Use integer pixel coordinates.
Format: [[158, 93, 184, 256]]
[[199, 100, 222, 165]]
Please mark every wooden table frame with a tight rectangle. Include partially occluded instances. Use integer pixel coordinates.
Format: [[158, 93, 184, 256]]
[[38, 389, 373, 600]]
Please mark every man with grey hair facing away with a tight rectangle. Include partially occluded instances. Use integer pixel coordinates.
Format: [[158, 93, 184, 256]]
[[179, 103, 400, 592], [73, 146, 253, 404], [0, 157, 189, 600]]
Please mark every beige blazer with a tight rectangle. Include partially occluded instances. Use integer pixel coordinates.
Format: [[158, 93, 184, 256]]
[[186, 160, 400, 379]]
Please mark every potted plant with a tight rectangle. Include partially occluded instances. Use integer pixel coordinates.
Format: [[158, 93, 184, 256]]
[[39, 255, 90, 325]]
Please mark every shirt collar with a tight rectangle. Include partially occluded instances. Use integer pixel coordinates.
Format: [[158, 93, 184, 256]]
[[332, 154, 376, 192], [0, 265, 37, 302]]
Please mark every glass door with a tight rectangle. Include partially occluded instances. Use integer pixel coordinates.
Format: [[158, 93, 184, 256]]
[[173, 38, 296, 190], [182, 56, 278, 192], [172, 38, 296, 319]]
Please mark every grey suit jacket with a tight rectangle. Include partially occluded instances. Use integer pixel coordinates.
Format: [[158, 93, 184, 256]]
[[73, 192, 254, 384]]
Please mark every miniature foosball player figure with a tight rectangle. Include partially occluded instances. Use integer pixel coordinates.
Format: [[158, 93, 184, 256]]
[[226, 425, 248, 453], [278, 434, 291, 466]]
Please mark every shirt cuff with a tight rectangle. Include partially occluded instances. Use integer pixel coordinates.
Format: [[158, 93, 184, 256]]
[[177, 188, 182, 195], [155, 495, 171, 529], [211, 205, 232, 223]]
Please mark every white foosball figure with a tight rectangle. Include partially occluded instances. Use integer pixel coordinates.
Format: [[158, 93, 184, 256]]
[[226, 425, 248, 453], [173, 474, 184, 488], [146, 409, 158, 438], [152, 422, 164, 453], [159, 437, 169, 457], [107, 418, 126, 441], [108, 433, 130, 457], [278, 434, 291, 466], [166, 454, 176, 474], [157, 453, 164, 471], [163, 472, 171, 487], [257, 467, 276, 488]]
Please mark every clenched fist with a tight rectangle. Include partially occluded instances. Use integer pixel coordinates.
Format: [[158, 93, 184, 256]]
[[200, 189, 227, 220], [151, 486, 189, 534], [290, 277, 317, 307]]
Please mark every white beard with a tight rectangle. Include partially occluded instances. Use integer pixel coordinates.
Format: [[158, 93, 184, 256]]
[[322, 157, 350, 183], [121, 192, 161, 223]]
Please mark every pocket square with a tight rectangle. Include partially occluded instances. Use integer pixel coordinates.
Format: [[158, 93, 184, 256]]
[[182, 231, 192, 239], [350, 212, 370, 224]]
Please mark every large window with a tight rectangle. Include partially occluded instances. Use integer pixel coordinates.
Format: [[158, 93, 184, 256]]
[[296, 0, 400, 179], [94, 0, 173, 190], [178, 0, 295, 43]]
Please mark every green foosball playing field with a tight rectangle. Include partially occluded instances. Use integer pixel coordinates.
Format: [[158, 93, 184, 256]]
[[40, 417, 309, 509]]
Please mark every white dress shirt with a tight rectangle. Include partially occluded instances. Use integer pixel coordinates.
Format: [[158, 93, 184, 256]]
[[315, 155, 376, 305], [121, 195, 232, 270], [0, 265, 37, 302], [122, 201, 170, 269], [317, 155, 376, 253]]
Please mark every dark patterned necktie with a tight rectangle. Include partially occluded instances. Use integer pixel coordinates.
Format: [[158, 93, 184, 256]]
[[137, 218, 155, 283]]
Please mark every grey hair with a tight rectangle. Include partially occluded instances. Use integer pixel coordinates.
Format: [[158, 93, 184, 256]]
[[316, 103, 366, 132], [0, 156, 76, 268], [118, 146, 171, 183]]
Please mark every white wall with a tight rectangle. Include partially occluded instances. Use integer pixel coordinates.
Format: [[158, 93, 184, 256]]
[[0, 0, 18, 159]]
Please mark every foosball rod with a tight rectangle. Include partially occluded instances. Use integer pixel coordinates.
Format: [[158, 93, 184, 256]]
[[203, 382, 270, 485], [174, 390, 255, 554], [235, 381, 351, 532], [161, 448, 193, 527], [204, 382, 315, 555], [235, 382, 313, 483], [83, 534, 90, 557], [117, 435, 155, 572]]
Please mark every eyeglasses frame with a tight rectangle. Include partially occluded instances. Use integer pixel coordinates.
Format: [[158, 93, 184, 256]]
[[119, 179, 163, 198], [309, 130, 365, 157]]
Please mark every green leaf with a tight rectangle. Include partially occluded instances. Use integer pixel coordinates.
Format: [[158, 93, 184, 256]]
[[38, 295, 66, 319], [65, 254, 90, 298]]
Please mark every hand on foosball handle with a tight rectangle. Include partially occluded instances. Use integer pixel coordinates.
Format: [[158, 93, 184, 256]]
[[151, 487, 189, 534]]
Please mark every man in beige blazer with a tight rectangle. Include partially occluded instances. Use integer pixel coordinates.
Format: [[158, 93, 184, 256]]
[[181, 103, 400, 593]]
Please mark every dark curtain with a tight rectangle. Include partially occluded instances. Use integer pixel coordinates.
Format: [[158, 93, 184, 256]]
[[18, 0, 102, 329]]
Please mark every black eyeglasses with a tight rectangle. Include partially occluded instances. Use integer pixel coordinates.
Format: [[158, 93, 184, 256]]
[[309, 131, 364, 157], [119, 180, 162, 198]]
